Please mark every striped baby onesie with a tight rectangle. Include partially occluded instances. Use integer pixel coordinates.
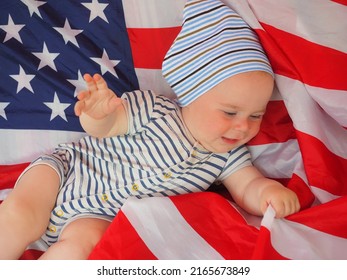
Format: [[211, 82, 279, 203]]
[[32, 90, 251, 245]]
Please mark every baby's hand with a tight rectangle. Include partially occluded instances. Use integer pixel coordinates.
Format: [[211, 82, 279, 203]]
[[74, 73, 122, 119], [260, 184, 300, 218]]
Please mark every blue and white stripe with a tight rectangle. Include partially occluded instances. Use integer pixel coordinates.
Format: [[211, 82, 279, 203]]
[[37, 90, 251, 245], [162, 0, 273, 106]]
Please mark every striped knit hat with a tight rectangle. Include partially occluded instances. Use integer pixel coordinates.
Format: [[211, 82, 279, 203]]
[[162, 0, 273, 106]]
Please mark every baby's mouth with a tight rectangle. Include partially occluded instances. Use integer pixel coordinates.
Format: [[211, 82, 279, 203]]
[[221, 136, 240, 145]]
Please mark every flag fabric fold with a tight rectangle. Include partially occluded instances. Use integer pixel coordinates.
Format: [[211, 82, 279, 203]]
[[89, 193, 347, 260], [0, 0, 346, 259]]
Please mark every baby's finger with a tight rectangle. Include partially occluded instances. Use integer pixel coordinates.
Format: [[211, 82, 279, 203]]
[[93, 74, 109, 94], [275, 206, 286, 219], [269, 200, 286, 218], [279, 198, 299, 218], [84, 73, 98, 93], [260, 201, 269, 215], [74, 100, 85, 116], [93, 74, 109, 91], [290, 197, 301, 214], [104, 95, 123, 115], [77, 90, 90, 101]]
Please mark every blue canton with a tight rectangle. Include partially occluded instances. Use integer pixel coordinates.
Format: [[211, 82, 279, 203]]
[[0, 0, 138, 132]]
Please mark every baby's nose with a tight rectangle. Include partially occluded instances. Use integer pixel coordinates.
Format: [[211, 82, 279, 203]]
[[233, 116, 249, 132]]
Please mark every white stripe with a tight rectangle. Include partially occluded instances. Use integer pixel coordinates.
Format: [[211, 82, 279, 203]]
[[135, 68, 175, 98], [26, 238, 49, 252], [0, 129, 85, 164], [310, 186, 341, 204], [247, 0, 347, 53], [270, 85, 284, 101], [262, 205, 347, 259], [0, 189, 12, 201], [307, 85, 347, 127], [122, 196, 224, 260], [221, 0, 265, 30], [122, 0, 185, 28], [248, 139, 301, 178], [276, 75, 347, 159]]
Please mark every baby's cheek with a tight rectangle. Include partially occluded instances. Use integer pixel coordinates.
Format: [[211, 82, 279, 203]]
[[251, 122, 262, 135], [205, 118, 224, 133]]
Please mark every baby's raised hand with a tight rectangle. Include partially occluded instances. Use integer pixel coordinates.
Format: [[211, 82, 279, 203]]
[[74, 73, 122, 120]]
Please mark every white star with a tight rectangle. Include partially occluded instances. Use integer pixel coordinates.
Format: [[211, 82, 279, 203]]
[[10, 65, 35, 94], [53, 19, 83, 47], [82, 0, 109, 23], [0, 102, 10, 120], [67, 70, 86, 97], [0, 15, 25, 43], [21, 0, 46, 18], [91, 49, 120, 78], [44, 93, 71, 122], [32, 42, 60, 71]]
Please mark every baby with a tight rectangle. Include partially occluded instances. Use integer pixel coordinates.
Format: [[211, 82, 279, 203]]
[[0, 0, 299, 259]]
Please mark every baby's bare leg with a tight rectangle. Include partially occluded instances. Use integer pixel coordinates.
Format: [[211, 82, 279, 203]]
[[39, 218, 110, 259], [0, 165, 60, 259]]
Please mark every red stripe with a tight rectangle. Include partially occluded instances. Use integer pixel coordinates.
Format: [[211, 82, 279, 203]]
[[256, 25, 347, 91], [287, 196, 347, 239], [170, 192, 259, 260], [252, 226, 287, 260], [287, 174, 315, 210], [88, 210, 157, 260], [332, 0, 347, 5], [19, 249, 44, 260], [249, 100, 296, 145], [0, 163, 29, 190], [127, 27, 181, 69], [297, 131, 347, 196]]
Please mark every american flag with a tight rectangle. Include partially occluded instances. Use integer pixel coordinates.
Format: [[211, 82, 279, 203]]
[[1, 0, 347, 260], [0, 0, 139, 163]]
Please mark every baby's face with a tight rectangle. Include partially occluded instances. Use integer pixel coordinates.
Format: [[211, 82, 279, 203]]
[[181, 71, 274, 153]]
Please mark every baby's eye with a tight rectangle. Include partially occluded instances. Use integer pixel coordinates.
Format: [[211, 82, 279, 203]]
[[250, 114, 263, 120], [224, 111, 237, 116]]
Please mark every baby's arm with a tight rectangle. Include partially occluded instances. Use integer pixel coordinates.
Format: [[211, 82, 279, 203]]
[[222, 166, 300, 218], [74, 74, 128, 138]]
